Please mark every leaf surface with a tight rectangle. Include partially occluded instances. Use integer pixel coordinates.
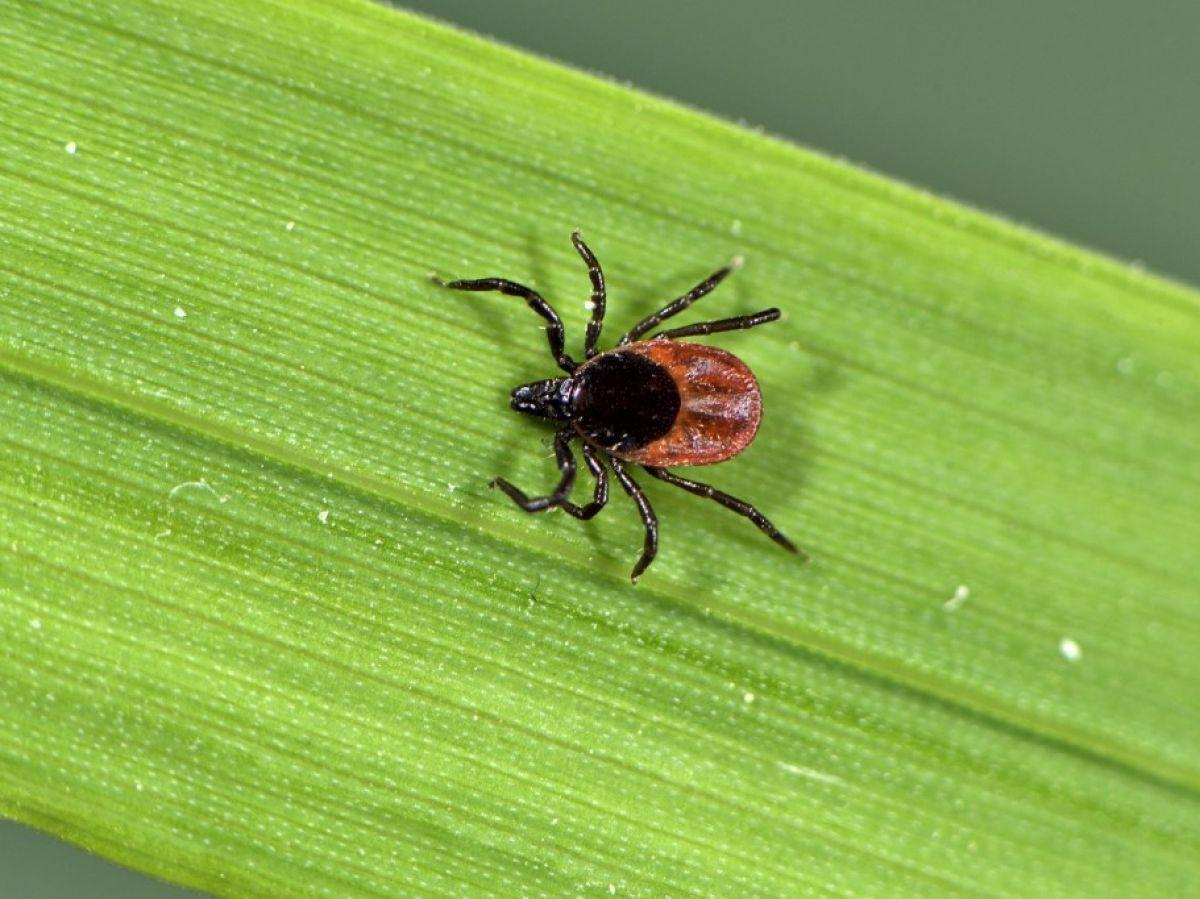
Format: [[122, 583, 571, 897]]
[[2, 0, 1199, 895]]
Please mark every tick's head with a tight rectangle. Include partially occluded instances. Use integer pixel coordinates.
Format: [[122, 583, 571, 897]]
[[510, 377, 574, 420]]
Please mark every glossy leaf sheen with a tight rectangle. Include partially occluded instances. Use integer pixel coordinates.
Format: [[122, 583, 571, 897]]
[[1, 0, 1199, 895]]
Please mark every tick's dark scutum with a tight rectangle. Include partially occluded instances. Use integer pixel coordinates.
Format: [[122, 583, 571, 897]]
[[572, 350, 681, 453]]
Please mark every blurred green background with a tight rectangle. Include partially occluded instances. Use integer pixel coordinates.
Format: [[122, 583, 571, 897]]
[[4, 0, 1197, 895], [403, 0, 1199, 286]]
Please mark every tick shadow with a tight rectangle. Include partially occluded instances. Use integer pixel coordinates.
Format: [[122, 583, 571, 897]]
[[586, 268, 843, 590], [662, 353, 842, 593], [630, 261, 845, 591]]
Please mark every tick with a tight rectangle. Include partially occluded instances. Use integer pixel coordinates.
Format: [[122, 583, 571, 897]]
[[434, 232, 803, 581]]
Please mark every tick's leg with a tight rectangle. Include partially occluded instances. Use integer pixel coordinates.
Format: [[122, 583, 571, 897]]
[[432, 275, 576, 372], [492, 428, 578, 511], [561, 443, 609, 520], [609, 457, 658, 582], [619, 257, 741, 345], [652, 308, 780, 340], [643, 467, 805, 558], [572, 232, 607, 358]]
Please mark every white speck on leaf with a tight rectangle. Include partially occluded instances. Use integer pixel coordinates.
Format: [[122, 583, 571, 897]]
[[30, 618, 42, 630], [318, 509, 331, 524], [944, 584, 970, 611], [743, 691, 755, 704], [64, 141, 77, 154], [778, 762, 845, 786], [174, 306, 187, 319], [730, 218, 743, 236], [168, 478, 228, 504], [1059, 637, 1082, 662], [285, 221, 295, 231]]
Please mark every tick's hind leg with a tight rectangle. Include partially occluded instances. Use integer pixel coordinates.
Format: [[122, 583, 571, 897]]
[[609, 457, 658, 582], [619, 257, 742, 345], [492, 428, 578, 511], [643, 467, 805, 558], [652, 308, 780, 340], [561, 443, 608, 520], [432, 275, 576, 372]]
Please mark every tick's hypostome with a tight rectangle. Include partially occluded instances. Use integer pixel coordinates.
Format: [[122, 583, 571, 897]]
[[433, 232, 803, 581]]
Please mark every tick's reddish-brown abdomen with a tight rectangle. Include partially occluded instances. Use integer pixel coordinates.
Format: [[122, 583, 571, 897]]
[[575, 340, 763, 467]]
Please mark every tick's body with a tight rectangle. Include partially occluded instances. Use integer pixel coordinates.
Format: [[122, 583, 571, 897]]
[[434, 232, 802, 581], [540, 341, 762, 467]]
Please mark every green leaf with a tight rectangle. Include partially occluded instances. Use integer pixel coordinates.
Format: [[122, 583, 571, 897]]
[[3, 0, 1198, 894]]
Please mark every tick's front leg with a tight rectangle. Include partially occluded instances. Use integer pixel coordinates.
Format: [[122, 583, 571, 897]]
[[492, 428, 578, 512]]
